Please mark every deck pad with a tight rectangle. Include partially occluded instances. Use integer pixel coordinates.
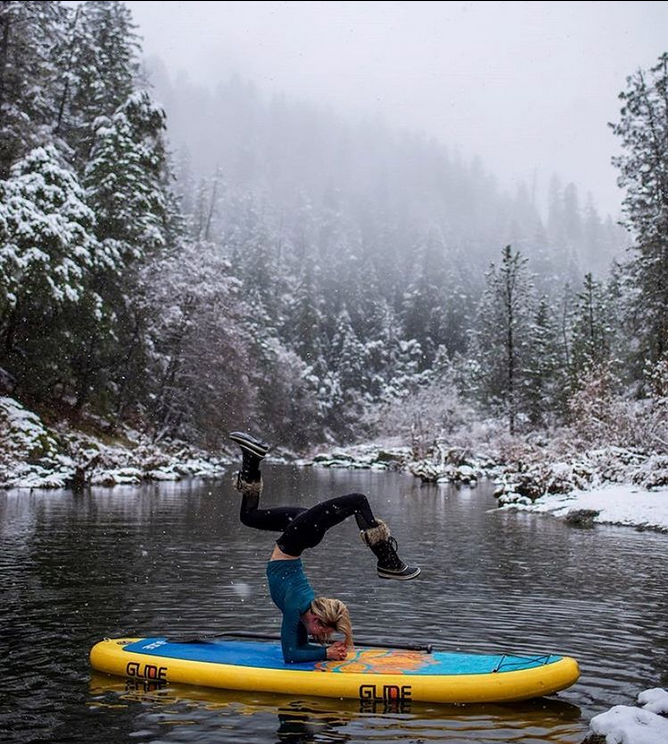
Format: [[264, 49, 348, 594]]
[[123, 638, 561, 676]]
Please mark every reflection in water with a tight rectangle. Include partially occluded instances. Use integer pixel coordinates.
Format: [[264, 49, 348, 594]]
[[89, 673, 582, 744], [2, 466, 668, 743]]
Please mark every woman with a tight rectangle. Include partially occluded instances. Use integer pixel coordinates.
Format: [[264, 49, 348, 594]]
[[230, 431, 420, 664]]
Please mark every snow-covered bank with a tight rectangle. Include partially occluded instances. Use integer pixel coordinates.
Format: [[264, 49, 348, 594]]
[[304, 440, 499, 485], [307, 439, 668, 532], [500, 484, 668, 533], [583, 688, 668, 744], [0, 396, 230, 489]]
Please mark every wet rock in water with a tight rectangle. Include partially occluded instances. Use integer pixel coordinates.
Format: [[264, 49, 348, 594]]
[[374, 450, 407, 470], [408, 459, 440, 482], [580, 735, 606, 744], [565, 509, 600, 528]]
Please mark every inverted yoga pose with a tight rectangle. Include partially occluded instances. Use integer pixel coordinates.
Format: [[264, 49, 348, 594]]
[[230, 431, 421, 664]]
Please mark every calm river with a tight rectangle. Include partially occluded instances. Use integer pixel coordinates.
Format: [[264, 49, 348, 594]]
[[2, 465, 668, 743]]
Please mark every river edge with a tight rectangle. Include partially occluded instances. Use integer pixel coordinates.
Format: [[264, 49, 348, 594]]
[[0, 395, 232, 489], [3, 394, 668, 533], [303, 440, 668, 534], [3, 395, 668, 744]]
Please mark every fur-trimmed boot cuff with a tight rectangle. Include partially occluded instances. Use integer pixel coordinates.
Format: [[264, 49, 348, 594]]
[[360, 518, 391, 546], [234, 475, 263, 497]]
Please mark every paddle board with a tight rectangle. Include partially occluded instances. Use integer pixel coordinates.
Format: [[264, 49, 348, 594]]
[[90, 637, 579, 704]]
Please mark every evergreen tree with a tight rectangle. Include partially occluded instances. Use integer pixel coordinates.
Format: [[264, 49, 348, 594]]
[[611, 52, 668, 366], [570, 272, 612, 373], [62, 0, 140, 165], [0, 145, 101, 397], [330, 306, 367, 394], [400, 230, 456, 366], [85, 91, 168, 258], [284, 256, 327, 368], [524, 297, 563, 425], [471, 245, 536, 434], [0, 1, 66, 175], [78, 90, 171, 414], [581, 194, 603, 275]]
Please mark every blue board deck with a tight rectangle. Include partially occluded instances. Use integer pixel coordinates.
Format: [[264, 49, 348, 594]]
[[123, 637, 562, 676]]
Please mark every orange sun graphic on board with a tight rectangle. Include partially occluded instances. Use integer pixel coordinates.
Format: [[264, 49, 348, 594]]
[[316, 648, 437, 674]]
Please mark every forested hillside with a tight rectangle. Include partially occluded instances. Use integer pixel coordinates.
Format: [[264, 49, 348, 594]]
[[3, 1, 665, 456]]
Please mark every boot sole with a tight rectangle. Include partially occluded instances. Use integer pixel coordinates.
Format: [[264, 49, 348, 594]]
[[229, 432, 270, 458], [377, 567, 421, 580]]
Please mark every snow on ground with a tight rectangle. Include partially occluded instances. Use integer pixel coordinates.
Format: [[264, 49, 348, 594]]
[[499, 484, 668, 532], [308, 438, 668, 532], [0, 396, 231, 489], [588, 688, 668, 744]]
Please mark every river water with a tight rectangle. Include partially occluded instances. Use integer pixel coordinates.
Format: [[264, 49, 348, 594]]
[[2, 465, 667, 744]]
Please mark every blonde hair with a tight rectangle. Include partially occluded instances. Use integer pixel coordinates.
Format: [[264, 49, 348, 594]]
[[310, 596, 354, 648]]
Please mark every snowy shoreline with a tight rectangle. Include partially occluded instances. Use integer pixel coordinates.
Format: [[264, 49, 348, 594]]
[[583, 688, 668, 744], [4, 394, 668, 535], [499, 484, 668, 533], [306, 441, 668, 534], [3, 396, 668, 744], [0, 396, 231, 489]]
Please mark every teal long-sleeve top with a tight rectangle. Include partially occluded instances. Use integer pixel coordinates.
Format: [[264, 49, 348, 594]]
[[266, 559, 328, 664]]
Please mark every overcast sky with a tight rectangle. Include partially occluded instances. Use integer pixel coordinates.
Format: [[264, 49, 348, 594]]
[[125, 0, 668, 218]]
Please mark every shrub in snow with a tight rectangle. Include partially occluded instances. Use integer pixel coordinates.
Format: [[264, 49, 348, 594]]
[[630, 455, 668, 489], [365, 363, 478, 459]]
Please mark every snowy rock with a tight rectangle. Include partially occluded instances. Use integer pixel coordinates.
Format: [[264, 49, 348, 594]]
[[564, 509, 600, 527], [146, 469, 180, 481], [0, 396, 60, 462], [588, 699, 668, 744], [408, 459, 441, 482], [310, 444, 410, 471], [637, 688, 668, 715]]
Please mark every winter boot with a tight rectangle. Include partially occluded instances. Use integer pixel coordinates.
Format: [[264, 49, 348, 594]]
[[360, 519, 421, 580], [230, 431, 270, 490], [237, 477, 262, 513]]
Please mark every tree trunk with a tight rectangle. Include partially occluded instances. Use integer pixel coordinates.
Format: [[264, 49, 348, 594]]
[[54, 6, 81, 134]]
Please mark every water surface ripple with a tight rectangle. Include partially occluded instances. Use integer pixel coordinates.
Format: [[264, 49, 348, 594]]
[[1, 465, 667, 743]]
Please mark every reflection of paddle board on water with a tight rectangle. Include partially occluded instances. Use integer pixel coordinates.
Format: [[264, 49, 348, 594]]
[[90, 636, 580, 704]]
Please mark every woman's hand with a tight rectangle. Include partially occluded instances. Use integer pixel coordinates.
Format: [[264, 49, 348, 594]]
[[326, 641, 348, 661]]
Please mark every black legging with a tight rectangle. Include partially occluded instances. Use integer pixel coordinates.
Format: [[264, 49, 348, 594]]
[[240, 492, 379, 556]]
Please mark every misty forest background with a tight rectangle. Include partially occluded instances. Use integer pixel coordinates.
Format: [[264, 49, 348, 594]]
[[1, 0, 667, 456]]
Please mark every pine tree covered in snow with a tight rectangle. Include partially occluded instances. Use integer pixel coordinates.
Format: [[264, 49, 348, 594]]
[[0, 145, 102, 396], [570, 272, 614, 374], [85, 92, 168, 259], [0, 1, 67, 175], [524, 297, 564, 426], [471, 245, 537, 434], [611, 52, 668, 366], [57, 0, 140, 166]]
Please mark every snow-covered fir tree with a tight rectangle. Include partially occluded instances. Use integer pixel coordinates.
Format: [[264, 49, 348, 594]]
[[0, 1, 68, 175], [0, 145, 102, 397], [471, 245, 537, 434], [570, 272, 613, 374], [611, 51, 668, 367], [60, 0, 140, 166]]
